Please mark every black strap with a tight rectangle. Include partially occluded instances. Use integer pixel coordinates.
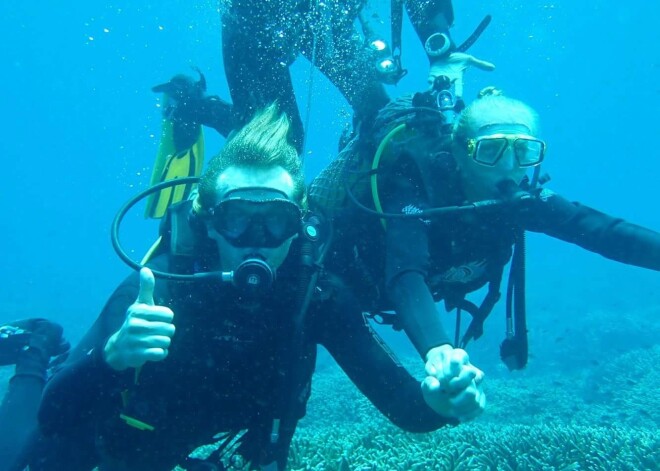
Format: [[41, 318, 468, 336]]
[[365, 311, 403, 331], [391, 0, 404, 56], [500, 232, 529, 370], [453, 308, 462, 347], [367, 273, 503, 347], [268, 217, 331, 466], [457, 273, 502, 348], [456, 15, 492, 52]]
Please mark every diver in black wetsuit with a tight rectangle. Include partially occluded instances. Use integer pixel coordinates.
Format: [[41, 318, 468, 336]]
[[309, 89, 660, 374], [0, 319, 69, 471], [157, 1, 494, 153], [19, 106, 484, 471]]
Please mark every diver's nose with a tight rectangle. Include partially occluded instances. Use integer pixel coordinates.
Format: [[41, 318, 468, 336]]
[[499, 147, 517, 172]]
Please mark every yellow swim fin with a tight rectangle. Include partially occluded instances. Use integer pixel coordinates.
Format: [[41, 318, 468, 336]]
[[144, 116, 205, 219]]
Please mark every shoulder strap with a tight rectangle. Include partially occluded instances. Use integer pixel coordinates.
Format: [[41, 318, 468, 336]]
[[500, 231, 529, 370], [457, 270, 503, 348], [391, 0, 404, 57], [267, 214, 331, 467], [162, 200, 197, 257], [158, 200, 217, 273]]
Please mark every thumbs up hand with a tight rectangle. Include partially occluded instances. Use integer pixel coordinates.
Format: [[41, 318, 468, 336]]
[[103, 268, 176, 371]]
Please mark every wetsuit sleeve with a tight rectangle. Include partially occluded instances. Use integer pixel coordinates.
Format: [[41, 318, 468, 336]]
[[527, 191, 660, 270], [37, 274, 139, 436], [315, 276, 455, 432], [381, 157, 453, 357], [196, 95, 236, 138]]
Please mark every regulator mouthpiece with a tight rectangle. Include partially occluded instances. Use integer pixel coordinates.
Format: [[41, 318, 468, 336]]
[[232, 257, 275, 297]]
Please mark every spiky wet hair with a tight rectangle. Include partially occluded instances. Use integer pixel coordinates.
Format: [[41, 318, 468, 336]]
[[197, 103, 306, 210]]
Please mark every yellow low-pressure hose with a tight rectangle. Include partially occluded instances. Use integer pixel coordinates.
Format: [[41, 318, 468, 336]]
[[140, 236, 163, 266]]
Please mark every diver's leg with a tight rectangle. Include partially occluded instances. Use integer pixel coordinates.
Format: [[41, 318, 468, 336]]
[[221, 13, 304, 152], [306, 21, 389, 135], [406, 0, 455, 49], [197, 96, 236, 138]]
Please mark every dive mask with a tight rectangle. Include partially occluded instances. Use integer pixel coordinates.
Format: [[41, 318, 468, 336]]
[[208, 187, 302, 248], [467, 134, 546, 168]]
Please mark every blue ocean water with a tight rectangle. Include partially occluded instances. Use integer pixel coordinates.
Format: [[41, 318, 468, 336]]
[[2, 0, 656, 360], [0, 1, 658, 466]]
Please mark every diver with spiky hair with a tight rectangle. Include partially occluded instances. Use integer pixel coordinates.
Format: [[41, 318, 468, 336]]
[[15, 106, 484, 471]]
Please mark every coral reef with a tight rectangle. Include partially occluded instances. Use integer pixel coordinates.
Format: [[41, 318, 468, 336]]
[[582, 344, 660, 429], [289, 423, 659, 471], [288, 346, 660, 470]]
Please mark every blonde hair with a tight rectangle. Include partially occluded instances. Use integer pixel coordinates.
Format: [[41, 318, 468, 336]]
[[197, 104, 306, 210], [452, 93, 540, 146]]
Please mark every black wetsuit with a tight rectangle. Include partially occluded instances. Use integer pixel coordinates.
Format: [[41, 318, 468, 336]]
[[28, 229, 450, 470], [0, 320, 68, 471], [0, 348, 50, 471], [193, 1, 455, 151], [315, 96, 660, 358]]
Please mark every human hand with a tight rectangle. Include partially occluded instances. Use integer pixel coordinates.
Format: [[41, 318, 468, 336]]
[[0, 318, 69, 366], [421, 344, 486, 421], [428, 52, 495, 98], [103, 268, 175, 371]]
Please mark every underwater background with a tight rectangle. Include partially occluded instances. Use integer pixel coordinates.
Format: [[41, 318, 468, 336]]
[[1, 1, 658, 469]]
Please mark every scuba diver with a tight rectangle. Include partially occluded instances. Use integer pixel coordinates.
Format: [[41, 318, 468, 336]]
[[149, 0, 494, 162], [144, 0, 494, 220], [17, 106, 485, 471], [222, 0, 489, 152], [308, 87, 660, 372], [0, 319, 69, 471]]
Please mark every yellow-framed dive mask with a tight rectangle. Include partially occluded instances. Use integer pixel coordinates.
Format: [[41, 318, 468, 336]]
[[466, 133, 546, 168]]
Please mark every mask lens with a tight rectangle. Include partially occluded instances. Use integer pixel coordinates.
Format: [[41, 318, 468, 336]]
[[514, 138, 544, 167], [219, 205, 252, 239], [263, 212, 290, 239], [212, 199, 300, 248], [474, 138, 507, 166]]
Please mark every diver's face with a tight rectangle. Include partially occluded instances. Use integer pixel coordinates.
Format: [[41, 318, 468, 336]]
[[456, 124, 541, 200], [206, 165, 299, 272]]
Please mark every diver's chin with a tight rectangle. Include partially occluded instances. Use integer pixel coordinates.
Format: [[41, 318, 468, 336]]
[[496, 178, 520, 196]]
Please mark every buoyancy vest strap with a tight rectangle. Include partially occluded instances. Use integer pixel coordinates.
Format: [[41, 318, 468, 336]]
[[500, 233, 529, 370], [457, 273, 502, 348], [512, 233, 529, 366], [268, 217, 331, 466], [454, 308, 462, 346], [365, 310, 402, 330]]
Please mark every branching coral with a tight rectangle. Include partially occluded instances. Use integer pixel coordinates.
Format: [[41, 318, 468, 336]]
[[289, 423, 659, 470], [289, 348, 659, 470], [583, 345, 660, 428]]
